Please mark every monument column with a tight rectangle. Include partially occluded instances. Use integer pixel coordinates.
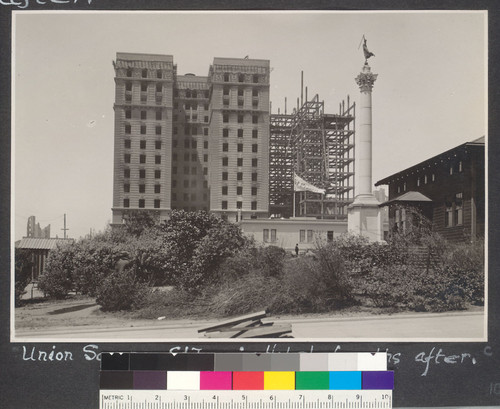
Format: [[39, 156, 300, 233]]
[[347, 56, 383, 241], [355, 64, 377, 198]]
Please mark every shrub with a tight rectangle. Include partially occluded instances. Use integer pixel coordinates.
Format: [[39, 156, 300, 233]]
[[441, 240, 484, 304], [95, 268, 149, 312], [14, 249, 34, 306], [208, 273, 282, 316], [71, 239, 125, 297], [38, 243, 76, 299]]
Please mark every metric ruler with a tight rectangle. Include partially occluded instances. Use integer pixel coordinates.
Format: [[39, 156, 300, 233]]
[[100, 390, 392, 409]]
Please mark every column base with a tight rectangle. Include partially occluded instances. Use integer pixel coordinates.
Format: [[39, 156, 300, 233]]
[[347, 194, 384, 242]]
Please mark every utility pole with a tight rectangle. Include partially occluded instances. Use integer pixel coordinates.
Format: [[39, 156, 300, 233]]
[[61, 213, 69, 239]]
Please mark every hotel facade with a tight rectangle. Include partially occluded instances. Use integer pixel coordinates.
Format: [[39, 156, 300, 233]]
[[111, 53, 270, 224]]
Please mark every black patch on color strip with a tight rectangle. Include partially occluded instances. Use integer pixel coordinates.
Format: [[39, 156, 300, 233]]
[[99, 371, 133, 390], [101, 353, 130, 371]]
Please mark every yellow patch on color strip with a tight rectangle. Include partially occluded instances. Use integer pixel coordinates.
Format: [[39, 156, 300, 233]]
[[263, 371, 295, 390]]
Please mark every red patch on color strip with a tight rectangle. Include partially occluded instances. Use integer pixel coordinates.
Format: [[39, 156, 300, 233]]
[[232, 371, 264, 390]]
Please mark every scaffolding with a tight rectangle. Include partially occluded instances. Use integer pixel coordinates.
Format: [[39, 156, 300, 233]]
[[269, 94, 355, 219]]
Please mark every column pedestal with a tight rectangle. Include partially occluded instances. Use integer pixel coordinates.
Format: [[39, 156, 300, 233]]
[[347, 195, 383, 242]]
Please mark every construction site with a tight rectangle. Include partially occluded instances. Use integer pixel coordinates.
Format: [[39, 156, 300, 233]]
[[269, 74, 356, 219]]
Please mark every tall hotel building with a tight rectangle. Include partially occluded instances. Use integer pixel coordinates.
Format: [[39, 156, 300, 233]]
[[112, 53, 270, 224]]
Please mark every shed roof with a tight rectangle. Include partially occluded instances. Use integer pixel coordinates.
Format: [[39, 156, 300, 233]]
[[15, 238, 74, 250], [379, 191, 432, 207]]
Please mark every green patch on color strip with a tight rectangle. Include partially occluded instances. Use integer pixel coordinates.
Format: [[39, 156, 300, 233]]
[[295, 371, 330, 390]]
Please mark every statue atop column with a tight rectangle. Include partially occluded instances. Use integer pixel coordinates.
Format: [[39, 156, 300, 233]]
[[362, 37, 375, 64]]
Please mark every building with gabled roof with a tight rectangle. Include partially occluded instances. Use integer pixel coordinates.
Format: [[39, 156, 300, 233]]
[[375, 136, 485, 242]]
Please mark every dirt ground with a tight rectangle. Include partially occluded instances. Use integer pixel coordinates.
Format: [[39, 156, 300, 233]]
[[15, 293, 485, 333], [15, 295, 156, 330]]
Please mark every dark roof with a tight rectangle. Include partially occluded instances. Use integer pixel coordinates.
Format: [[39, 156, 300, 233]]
[[375, 136, 485, 186], [379, 191, 432, 207], [15, 238, 74, 250]]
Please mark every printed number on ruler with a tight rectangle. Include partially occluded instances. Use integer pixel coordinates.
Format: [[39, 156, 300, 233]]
[[100, 390, 392, 409]]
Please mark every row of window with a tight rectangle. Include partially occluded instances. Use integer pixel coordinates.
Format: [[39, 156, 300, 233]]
[[124, 154, 162, 164], [173, 153, 203, 162], [124, 140, 162, 149], [124, 94, 162, 104], [222, 157, 259, 167], [223, 128, 259, 138], [223, 114, 259, 124], [223, 73, 260, 84], [221, 186, 258, 196], [172, 166, 207, 176], [172, 193, 208, 202], [445, 193, 463, 228], [125, 82, 164, 93], [222, 143, 258, 153], [173, 139, 207, 149], [222, 201, 258, 210], [223, 88, 259, 97], [263, 229, 334, 244], [125, 109, 163, 121], [125, 124, 162, 135], [223, 98, 259, 109], [172, 179, 208, 189], [173, 89, 209, 99], [174, 126, 209, 136], [123, 198, 161, 209], [124, 169, 161, 179], [123, 184, 161, 194], [222, 172, 258, 181], [173, 114, 209, 123], [416, 173, 436, 187], [125, 68, 163, 79], [397, 162, 464, 194], [180, 102, 209, 111]]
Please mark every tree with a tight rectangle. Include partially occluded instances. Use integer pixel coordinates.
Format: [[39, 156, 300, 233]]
[[121, 210, 161, 237], [159, 210, 249, 293], [38, 242, 76, 299], [15, 249, 34, 306]]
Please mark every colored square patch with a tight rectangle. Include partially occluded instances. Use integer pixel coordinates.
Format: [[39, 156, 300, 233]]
[[233, 371, 264, 390], [295, 371, 330, 390], [264, 371, 295, 390]]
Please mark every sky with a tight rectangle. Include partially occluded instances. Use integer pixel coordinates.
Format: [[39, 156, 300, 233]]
[[12, 11, 486, 240]]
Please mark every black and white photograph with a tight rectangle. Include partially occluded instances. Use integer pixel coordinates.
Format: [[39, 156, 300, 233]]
[[12, 10, 487, 342]]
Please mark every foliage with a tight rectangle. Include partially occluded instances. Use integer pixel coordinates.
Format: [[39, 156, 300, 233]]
[[158, 210, 249, 293], [95, 268, 149, 312], [71, 238, 127, 296], [38, 243, 76, 299], [14, 249, 34, 306], [121, 210, 161, 237]]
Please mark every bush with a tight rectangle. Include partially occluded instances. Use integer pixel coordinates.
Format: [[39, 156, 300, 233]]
[[15, 249, 34, 306], [38, 243, 76, 299], [208, 273, 282, 316], [95, 268, 149, 312], [71, 238, 126, 296]]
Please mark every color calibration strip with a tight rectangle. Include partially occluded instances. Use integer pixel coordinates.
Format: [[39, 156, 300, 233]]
[[100, 353, 393, 391], [100, 369, 394, 390]]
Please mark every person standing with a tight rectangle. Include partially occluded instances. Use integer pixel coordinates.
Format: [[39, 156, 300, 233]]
[[295, 243, 299, 256]]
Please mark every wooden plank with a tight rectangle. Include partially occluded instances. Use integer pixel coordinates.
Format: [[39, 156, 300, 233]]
[[215, 320, 264, 332], [202, 324, 293, 339], [236, 324, 293, 338], [197, 310, 268, 333]]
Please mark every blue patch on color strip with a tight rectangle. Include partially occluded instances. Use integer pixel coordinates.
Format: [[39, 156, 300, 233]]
[[329, 371, 362, 390]]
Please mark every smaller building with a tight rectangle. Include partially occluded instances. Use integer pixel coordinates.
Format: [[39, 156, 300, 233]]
[[375, 137, 485, 243], [239, 218, 347, 252], [15, 238, 74, 281]]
